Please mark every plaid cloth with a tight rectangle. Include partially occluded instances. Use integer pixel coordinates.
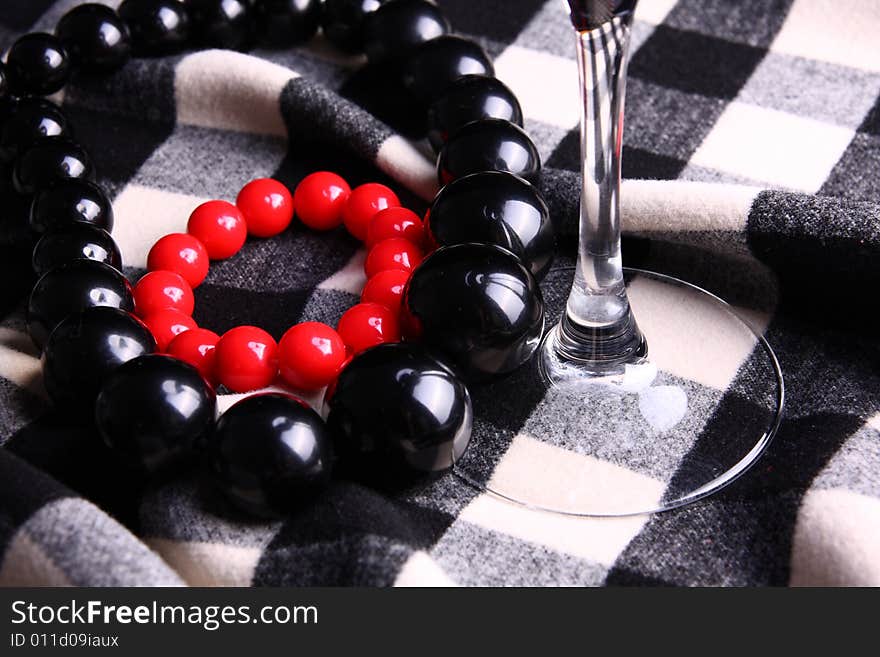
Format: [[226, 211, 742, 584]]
[[1, 0, 879, 587]]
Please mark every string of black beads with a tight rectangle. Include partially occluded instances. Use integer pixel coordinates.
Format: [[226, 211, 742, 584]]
[[0, 0, 553, 518], [1, 0, 546, 195]]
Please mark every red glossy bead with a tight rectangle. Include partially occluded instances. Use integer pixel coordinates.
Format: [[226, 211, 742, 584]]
[[147, 233, 210, 288], [133, 270, 195, 318], [364, 238, 423, 278], [214, 325, 278, 393], [143, 309, 198, 352], [337, 302, 401, 354], [236, 178, 294, 238], [167, 328, 220, 384], [187, 200, 247, 260], [293, 171, 351, 231], [342, 183, 400, 242], [361, 269, 410, 315], [278, 322, 347, 391], [366, 206, 425, 248]]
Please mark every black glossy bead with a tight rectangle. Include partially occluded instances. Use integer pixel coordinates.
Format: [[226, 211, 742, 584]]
[[210, 393, 332, 517], [402, 243, 544, 380], [56, 3, 132, 72], [4, 33, 71, 97], [12, 136, 94, 195], [187, 0, 253, 50], [437, 118, 541, 186], [32, 223, 122, 277], [327, 343, 472, 473], [0, 95, 16, 127], [427, 75, 522, 153], [0, 98, 72, 164], [253, 0, 321, 46], [28, 260, 134, 349], [42, 307, 156, 417], [402, 36, 493, 104], [0, 62, 8, 99], [29, 179, 114, 234], [321, 0, 387, 53], [428, 171, 554, 280], [96, 354, 216, 473], [363, 0, 450, 65], [118, 0, 191, 55]]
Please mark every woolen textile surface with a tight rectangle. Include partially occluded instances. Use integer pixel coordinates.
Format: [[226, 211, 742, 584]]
[[1, 0, 879, 586]]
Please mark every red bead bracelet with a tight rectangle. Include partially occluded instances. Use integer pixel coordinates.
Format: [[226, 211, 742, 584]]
[[135, 174, 427, 394]]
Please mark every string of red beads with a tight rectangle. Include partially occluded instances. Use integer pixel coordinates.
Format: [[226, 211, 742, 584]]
[[133, 174, 427, 395]]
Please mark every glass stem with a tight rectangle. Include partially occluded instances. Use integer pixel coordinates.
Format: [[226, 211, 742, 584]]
[[555, 2, 645, 364]]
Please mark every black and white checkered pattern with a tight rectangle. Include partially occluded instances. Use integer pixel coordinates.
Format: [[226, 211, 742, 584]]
[[1, 0, 879, 586]]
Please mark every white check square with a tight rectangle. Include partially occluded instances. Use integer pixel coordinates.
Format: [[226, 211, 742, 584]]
[[113, 185, 209, 269], [457, 435, 661, 568], [636, 0, 679, 26], [493, 45, 580, 129], [628, 274, 770, 391], [771, 0, 880, 73], [689, 101, 854, 192], [790, 488, 880, 586]]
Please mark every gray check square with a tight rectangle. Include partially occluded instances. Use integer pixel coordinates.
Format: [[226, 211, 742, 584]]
[[509, 0, 577, 59], [132, 125, 287, 199], [524, 118, 575, 166], [625, 77, 729, 162], [811, 422, 880, 499], [205, 228, 358, 293], [739, 52, 880, 129], [298, 287, 361, 327], [0, 380, 44, 447], [432, 522, 608, 586], [820, 132, 880, 201], [520, 371, 726, 482], [665, 0, 793, 48]]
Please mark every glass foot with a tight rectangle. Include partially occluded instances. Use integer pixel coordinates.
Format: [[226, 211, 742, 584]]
[[452, 267, 784, 516]]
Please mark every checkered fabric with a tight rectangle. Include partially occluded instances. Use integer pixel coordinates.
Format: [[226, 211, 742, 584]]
[[1, 0, 879, 587]]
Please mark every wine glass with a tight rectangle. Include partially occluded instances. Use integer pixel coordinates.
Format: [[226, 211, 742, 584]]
[[452, 0, 784, 516]]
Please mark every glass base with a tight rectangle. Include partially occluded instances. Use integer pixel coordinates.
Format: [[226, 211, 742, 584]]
[[453, 267, 784, 517]]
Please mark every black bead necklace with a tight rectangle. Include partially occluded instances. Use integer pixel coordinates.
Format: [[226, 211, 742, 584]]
[[0, 0, 555, 518]]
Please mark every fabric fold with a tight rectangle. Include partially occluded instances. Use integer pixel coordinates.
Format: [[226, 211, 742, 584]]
[[1, 0, 879, 587]]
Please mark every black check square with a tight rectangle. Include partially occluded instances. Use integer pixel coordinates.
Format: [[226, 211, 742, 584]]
[[436, 0, 546, 44], [820, 133, 880, 202], [665, 0, 795, 48], [622, 146, 687, 180], [547, 130, 688, 180], [859, 93, 880, 136], [625, 77, 729, 160], [545, 128, 579, 172], [629, 25, 766, 100]]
